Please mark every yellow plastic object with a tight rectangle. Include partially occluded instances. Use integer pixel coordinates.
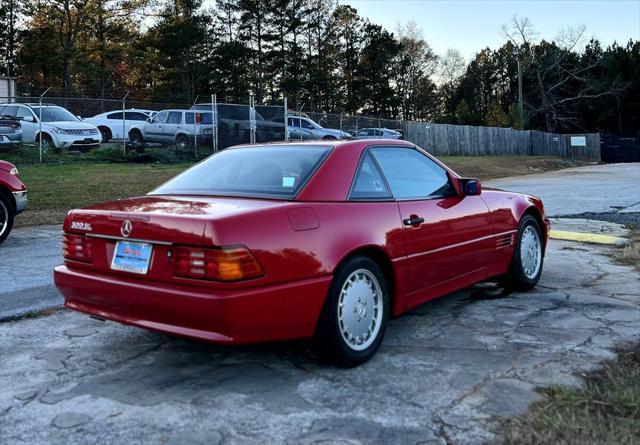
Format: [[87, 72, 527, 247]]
[[549, 230, 628, 246]]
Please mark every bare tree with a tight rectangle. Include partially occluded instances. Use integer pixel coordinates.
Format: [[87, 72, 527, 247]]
[[438, 48, 466, 85], [503, 16, 624, 131], [532, 24, 624, 130], [501, 14, 538, 46]]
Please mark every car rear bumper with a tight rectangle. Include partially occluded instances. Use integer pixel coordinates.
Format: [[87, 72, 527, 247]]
[[0, 131, 22, 144], [54, 265, 331, 344], [12, 190, 27, 213]]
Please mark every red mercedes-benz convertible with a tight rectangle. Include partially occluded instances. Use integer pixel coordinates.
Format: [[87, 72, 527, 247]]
[[54, 139, 549, 366]]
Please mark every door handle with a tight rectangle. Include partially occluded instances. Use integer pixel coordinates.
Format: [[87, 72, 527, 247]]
[[403, 216, 425, 226]]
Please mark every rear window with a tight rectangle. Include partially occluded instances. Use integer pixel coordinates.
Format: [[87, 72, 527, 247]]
[[185, 112, 213, 125], [150, 145, 330, 199]]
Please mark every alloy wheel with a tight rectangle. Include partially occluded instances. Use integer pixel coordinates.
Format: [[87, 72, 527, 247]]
[[337, 269, 384, 351], [520, 225, 542, 279]]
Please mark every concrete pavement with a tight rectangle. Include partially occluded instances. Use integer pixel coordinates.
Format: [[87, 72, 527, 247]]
[[1, 239, 638, 444], [0, 225, 62, 320], [486, 162, 640, 217]]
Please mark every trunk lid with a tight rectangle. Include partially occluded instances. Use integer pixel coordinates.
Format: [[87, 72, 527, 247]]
[[64, 195, 285, 279]]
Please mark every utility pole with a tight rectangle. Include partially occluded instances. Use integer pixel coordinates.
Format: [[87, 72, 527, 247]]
[[513, 45, 524, 128]]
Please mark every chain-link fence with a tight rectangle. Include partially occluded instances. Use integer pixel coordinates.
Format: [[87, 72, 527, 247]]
[[0, 93, 297, 164], [0, 89, 412, 164]]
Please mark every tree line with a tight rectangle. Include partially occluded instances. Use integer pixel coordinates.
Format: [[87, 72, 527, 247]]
[[0, 0, 638, 135]]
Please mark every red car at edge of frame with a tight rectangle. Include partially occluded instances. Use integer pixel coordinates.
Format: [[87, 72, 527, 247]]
[[54, 139, 550, 367], [0, 160, 28, 244]]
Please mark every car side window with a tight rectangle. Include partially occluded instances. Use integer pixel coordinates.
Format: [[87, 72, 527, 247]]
[[301, 119, 314, 129], [15, 107, 33, 121], [1, 105, 17, 117], [152, 112, 168, 124], [125, 112, 149, 121], [166, 112, 182, 124], [370, 147, 455, 200], [349, 152, 392, 200], [185, 112, 194, 124], [107, 112, 122, 120]]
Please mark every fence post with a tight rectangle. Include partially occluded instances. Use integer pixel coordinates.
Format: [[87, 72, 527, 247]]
[[211, 94, 218, 153], [192, 95, 199, 159], [38, 87, 51, 162], [284, 97, 289, 142], [122, 91, 129, 157], [249, 94, 256, 144]]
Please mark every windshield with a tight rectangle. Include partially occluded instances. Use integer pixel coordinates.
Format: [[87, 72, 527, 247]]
[[150, 145, 330, 199], [31, 106, 78, 122]]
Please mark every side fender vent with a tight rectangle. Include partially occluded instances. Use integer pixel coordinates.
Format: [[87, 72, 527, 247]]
[[496, 233, 514, 248]]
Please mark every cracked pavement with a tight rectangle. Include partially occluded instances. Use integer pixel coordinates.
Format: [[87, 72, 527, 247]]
[[1, 238, 638, 444]]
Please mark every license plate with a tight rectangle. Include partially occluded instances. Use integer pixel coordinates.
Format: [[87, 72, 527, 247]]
[[111, 241, 153, 274]]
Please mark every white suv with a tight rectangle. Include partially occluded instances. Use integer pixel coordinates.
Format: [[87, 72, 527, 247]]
[[0, 103, 101, 151]]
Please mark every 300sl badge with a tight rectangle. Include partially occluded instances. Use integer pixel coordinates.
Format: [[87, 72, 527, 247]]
[[70, 221, 92, 231]]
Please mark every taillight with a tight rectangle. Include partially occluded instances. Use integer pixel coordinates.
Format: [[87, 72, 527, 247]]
[[63, 234, 93, 263], [174, 246, 263, 281]]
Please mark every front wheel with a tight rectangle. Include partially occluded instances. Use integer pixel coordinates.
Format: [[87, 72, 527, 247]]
[[37, 133, 55, 154], [313, 256, 389, 367], [0, 192, 15, 244], [501, 214, 544, 291]]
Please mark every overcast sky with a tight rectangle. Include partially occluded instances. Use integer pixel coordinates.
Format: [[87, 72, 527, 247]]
[[338, 0, 640, 59]]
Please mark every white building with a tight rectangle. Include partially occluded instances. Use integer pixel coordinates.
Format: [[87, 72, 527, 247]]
[[0, 77, 17, 102]]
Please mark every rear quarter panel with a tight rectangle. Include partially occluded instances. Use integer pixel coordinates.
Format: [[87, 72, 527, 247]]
[[206, 201, 407, 314]]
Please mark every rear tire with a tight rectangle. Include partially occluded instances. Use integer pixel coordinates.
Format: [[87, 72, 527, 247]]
[[0, 192, 14, 244], [313, 256, 389, 367], [175, 134, 191, 151], [129, 130, 144, 152], [98, 126, 112, 143], [501, 214, 544, 291]]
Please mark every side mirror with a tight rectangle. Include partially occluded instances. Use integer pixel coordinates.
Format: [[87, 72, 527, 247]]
[[460, 178, 482, 196]]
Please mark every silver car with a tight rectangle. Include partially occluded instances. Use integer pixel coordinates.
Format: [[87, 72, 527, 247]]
[[287, 115, 350, 140], [128, 109, 214, 148], [0, 117, 23, 148], [353, 128, 402, 139]]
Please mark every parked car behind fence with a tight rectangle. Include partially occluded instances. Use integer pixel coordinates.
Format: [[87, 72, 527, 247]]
[[85, 109, 157, 143], [0, 103, 101, 151], [0, 116, 22, 148], [128, 109, 214, 149], [353, 128, 402, 140]]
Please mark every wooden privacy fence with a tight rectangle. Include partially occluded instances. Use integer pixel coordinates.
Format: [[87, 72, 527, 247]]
[[404, 122, 600, 161]]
